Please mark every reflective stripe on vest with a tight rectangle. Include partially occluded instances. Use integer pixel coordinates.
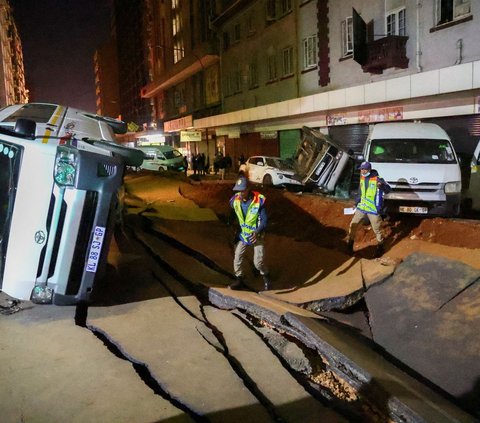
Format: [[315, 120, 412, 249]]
[[233, 191, 265, 244], [357, 175, 379, 214]]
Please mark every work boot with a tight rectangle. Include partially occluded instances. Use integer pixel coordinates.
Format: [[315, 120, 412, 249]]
[[229, 276, 244, 290], [346, 240, 354, 255], [374, 243, 384, 258], [262, 274, 271, 291]]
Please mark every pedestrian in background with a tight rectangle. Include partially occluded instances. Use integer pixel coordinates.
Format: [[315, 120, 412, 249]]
[[347, 161, 391, 257], [229, 176, 271, 291]]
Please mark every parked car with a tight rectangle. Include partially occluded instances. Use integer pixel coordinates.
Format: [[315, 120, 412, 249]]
[[240, 156, 303, 187], [293, 126, 352, 193]]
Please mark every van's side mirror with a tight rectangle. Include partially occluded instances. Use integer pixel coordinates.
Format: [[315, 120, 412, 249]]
[[14, 118, 36, 139]]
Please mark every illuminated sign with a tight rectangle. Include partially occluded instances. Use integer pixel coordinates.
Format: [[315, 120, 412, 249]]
[[164, 115, 193, 132], [180, 130, 202, 142]]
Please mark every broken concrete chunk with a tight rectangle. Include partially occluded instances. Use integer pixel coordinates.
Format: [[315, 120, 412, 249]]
[[263, 258, 364, 312], [365, 252, 480, 417], [360, 258, 396, 289]]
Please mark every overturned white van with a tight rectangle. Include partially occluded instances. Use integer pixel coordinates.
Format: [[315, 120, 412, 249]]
[[294, 126, 352, 193], [0, 103, 143, 304], [362, 122, 462, 216]]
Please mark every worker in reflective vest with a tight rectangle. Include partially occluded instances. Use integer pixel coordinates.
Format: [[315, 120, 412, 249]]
[[229, 176, 270, 291], [347, 161, 391, 257]]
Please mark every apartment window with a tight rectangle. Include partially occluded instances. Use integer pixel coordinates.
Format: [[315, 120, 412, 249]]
[[280, 0, 292, 15], [249, 61, 258, 88], [247, 12, 256, 34], [282, 46, 294, 76], [223, 32, 230, 51], [341, 17, 353, 57], [436, 0, 471, 24], [267, 54, 277, 81], [172, 1, 183, 63], [233, 63, 242, 93], [266, 0, 276, 22], [233, 23, 241, 42], [303, 35, 317, 69], [173, 39, 184, 63], [225, 71, 232, 96], [386, 7, 406, 36]]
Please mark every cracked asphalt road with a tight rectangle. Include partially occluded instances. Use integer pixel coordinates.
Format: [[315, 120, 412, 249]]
[[1, 173, 477, 423]]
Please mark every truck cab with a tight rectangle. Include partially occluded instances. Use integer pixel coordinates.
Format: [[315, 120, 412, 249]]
[[0, 103, 143, 304]]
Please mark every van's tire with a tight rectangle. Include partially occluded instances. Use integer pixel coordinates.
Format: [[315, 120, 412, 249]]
[[262, 174, 273, 186], [91, 141, 145, 167]]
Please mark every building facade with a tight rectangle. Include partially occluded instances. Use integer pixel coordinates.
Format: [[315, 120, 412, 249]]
[[194, 0, 480, 163], [94, 37, 121, 119], [0, 0, 28, 106], [113, 0, 152, 128], [140, 0, 226, 161]]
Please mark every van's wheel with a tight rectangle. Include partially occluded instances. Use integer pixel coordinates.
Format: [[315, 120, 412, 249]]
[[158, 166, 165, 173], [262, 174, 273, 186]]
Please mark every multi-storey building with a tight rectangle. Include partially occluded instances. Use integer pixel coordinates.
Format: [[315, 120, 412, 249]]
[[140, 0, 224, 159], [113, 0, 152, 128], [0, 0, 28, 106], [194, 0, 480, 164], [94, 37, 121, 119]]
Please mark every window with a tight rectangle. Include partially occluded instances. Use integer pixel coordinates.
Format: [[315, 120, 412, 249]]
[[280, 0, 292, 15], [282, 46, 294, 76], [223, 32, 230, 51], [303, 35, 317, 69], [386, 7, 406, 36], [173, 39, 184, 63], [247, 12, 256, 34], [436, 0, 471, 25], [233, 23, 241, 42], [233, 63, 242, 93], [267, 54, 277, 81], [249, 61, 258, 88], [172, 1, 183, 63], [266, 0, 276, 21], [341, 17, 353, 57]]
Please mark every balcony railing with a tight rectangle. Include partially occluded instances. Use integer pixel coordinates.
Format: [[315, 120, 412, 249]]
[[362, 35, 409, 74]]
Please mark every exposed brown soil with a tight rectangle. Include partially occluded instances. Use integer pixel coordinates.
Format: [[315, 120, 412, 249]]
[[180, 180, 480, 254]]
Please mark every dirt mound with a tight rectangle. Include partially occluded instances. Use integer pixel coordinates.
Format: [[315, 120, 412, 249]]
[[181, 181, 480, 252]]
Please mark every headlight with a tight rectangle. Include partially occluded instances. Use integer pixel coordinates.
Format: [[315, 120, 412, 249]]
[[54, 148, 77, 186], [444, 181, 461, 193]]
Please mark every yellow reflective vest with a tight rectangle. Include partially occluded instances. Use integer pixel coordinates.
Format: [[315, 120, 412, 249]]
[[232, 191, 266, 244], [357, 175, 380, 215]]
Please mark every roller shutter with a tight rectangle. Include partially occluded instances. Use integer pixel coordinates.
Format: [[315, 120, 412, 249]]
[[327, 124, 370, 155]]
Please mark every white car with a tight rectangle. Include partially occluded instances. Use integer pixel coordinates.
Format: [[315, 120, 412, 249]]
[[240, 156, 303, 187]]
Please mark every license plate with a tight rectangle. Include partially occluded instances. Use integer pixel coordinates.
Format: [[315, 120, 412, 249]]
[[85, 226, 106, 273], [399, 206, 428, 214]]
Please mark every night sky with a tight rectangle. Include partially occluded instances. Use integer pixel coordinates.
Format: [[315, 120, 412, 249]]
[[10, 0, 112, 112]]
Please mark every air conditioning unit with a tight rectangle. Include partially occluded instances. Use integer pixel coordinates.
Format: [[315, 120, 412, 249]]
[[454, 2, 471, 18]]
